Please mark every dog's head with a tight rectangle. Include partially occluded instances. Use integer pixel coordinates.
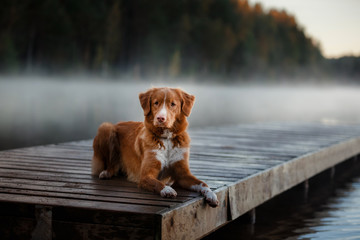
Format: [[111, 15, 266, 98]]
[[139, 87, 195, 133]]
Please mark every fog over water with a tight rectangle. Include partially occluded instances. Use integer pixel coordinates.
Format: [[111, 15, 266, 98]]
[[1, 76, 360, 150]]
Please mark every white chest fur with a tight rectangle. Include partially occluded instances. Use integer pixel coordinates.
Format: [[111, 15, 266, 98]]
[[152, 131, 188, 169]]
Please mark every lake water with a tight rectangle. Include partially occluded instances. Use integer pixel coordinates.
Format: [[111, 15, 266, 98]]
[[296, 178, 360, 240], [1, 77, 360, 239]]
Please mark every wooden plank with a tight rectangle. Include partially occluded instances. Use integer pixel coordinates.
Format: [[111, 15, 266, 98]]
[[0, 156, 90, 166], [8, 145, 92, 153], [2, 149, 92, 160], [2, 122, 360, 239], [191, 149, 297, 158], [0, 187, 176, 208], [0, 152, 90, 161], [0, 163, 89, 175], [0, 169, 197, 195], [158, 187, 228, 240], [0, 186, 183, 208], [158, 133, 360, 239], [0, 193, 165, 214], [228, 136, 360, 219], [0, 178, 191, 203], [0, 171, 200, 198], [0, 161, 90, 171]]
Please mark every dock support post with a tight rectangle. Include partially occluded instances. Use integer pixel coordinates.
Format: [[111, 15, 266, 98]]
[[303, 180, 309, 202], [353, 155, 358, 164], [244, 208, 256, 236], [330, 166, 336, 179], [32, 205, 52, 240], [248, 208, 256, 225]]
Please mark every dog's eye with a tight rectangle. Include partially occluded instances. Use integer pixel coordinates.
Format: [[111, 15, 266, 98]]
[[171, 102, 176, 107], [154, 101, 159, 106]]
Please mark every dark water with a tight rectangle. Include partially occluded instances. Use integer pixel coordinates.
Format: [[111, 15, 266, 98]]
[[205, 160, 360, 240], [293, 182, 360, 240]]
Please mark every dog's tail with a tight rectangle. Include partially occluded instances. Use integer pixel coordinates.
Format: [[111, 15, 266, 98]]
[[92, 122, 121, 177]]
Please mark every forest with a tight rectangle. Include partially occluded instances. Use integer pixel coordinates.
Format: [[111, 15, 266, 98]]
[[0, 0, 358, 80]]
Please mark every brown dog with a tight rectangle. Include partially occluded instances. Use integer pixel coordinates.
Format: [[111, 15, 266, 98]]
[[92, 87, 219, 207]]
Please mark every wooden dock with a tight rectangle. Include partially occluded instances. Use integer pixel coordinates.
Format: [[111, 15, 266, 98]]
[[1, 123, 360, 240]]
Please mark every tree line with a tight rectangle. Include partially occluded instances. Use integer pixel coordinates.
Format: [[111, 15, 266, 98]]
[[0, 0, 358, 80]]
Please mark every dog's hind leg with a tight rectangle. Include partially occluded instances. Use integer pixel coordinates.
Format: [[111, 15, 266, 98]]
[[92, 122, 121, 179], [92, 133, 106, 176], [91, 152, 104, 176], [99, 129, 121, 179]]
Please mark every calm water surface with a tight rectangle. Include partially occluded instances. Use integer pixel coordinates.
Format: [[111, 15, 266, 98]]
[[296, 178, 360, 240]]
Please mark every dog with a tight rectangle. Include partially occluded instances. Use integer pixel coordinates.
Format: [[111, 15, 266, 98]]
[[92, 87, 219, 207]]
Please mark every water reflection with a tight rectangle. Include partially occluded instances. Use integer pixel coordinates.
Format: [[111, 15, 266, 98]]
[[298, 179, 360, 240]]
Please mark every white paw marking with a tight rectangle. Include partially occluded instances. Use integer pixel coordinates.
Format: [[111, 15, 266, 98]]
[[160, 186, 177, 198], [205, 191, 219, 207], [190, 183, 219, 207], [99, 170, 111, 179]]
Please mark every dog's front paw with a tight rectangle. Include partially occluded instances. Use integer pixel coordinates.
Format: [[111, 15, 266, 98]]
[[160, 186, 177, 198], [204, 191, 219, 208], [99, 170, 112, 179]]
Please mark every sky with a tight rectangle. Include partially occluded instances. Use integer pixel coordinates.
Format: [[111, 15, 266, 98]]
[[253, 0, 360, 58]]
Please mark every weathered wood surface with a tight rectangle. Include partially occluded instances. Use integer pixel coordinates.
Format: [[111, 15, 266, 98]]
[[1, 122, 360, 239]]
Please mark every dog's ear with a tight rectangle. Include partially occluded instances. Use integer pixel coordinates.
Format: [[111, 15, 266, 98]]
[[180, 90, 195, 117], [139, 89, 152, 116]]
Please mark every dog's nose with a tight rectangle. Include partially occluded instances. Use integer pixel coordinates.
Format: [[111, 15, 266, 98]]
[[157, 116, 166, 123]]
